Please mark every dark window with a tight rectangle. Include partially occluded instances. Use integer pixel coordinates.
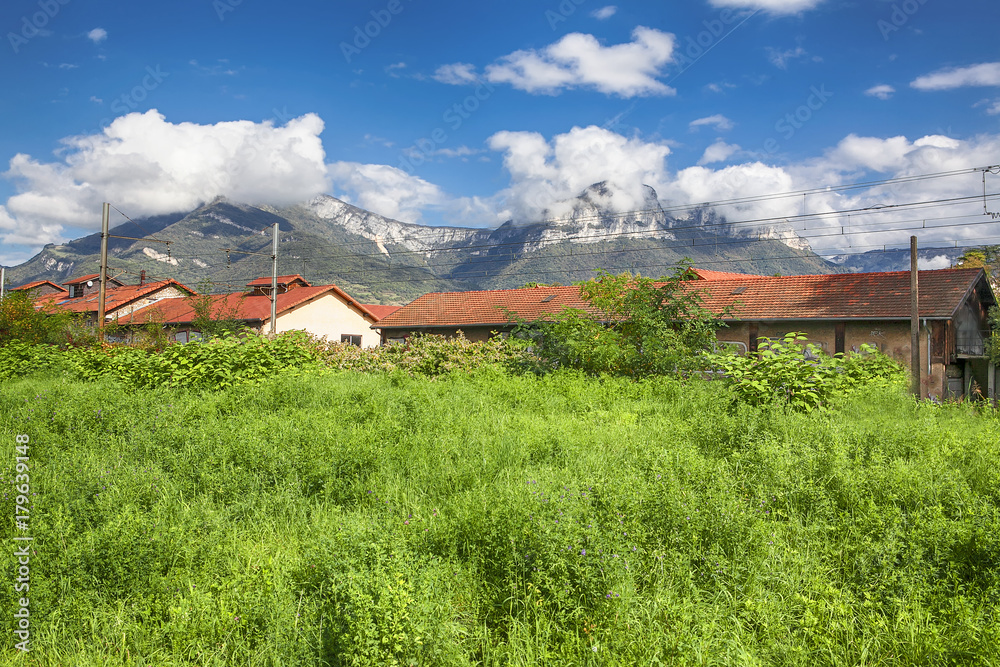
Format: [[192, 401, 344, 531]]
[[835, 322, 845, 355], [341, 334, 362, 347]]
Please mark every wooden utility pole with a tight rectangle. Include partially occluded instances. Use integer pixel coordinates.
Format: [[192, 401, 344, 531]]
[[97, 203, 110, 337], [269, 222, 278, 336], [910, 235, 920, 397]]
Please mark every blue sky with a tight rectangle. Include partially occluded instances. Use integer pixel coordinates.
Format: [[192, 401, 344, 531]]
[[2, 0, 1000, 266]]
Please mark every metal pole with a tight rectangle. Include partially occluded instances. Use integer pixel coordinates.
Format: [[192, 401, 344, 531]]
[[910, 236, 920, 397], [97, 202, 110, 337], [269, 222, 278, 336], [0, 267, 6, 301]]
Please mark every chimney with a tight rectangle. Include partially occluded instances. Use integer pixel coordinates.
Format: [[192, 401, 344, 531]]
[[139, 270, 146, 286]]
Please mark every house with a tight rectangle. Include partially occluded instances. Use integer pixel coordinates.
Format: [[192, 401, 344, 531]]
[[698, 268, 996, 400], [245, 274, 312, 296], [374, 267, 998, 400], [61, 273, 125, 298], [10, 280, 69, 298], [117, 278, 398, 347], [34, 278, 197, 326]]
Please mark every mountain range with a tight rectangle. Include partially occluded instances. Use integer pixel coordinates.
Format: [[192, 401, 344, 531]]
[[1, 184, 965, 304]]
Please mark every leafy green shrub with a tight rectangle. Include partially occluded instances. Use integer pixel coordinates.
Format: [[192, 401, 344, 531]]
[[68, 330, 323, 390], [707, 332, 906, 412], [0, 289, 80, 346], [313, 332, 519, 376], [0, 340, 70, 380]]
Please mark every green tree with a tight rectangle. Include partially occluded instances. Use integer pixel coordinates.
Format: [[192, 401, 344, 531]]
[[0, 289, 77, 346], [514, 264, 731, 376], [955, 245, 1000, 291], [187, 281, 247, 339]]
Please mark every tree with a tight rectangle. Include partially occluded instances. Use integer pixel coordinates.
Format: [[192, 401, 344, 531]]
[[514, 264, 731, 376], [0, 289, 76, 346], [186, 281, 247, 339], [955, 245, 1000, 292]]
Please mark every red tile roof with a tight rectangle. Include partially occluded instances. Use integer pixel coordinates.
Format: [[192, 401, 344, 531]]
[[39, 279, 196, 314], [245, 274, 311, 287], [377, 285, 594, 329], [362, 304, 402, 320], [117, 284, 381, 325], [695, 268, 991, 320], [377, 268, 994, 329], [690, 268, 766, 281], [11, 280, 67, 294], [62, 273, 101, 285]]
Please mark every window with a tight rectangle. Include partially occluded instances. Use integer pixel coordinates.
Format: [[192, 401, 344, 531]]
[[341, 334, 362, 347], [387, 337, 405, 345]]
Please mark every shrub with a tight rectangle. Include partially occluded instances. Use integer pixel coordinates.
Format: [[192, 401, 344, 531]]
[[707, 332, 906, 412]]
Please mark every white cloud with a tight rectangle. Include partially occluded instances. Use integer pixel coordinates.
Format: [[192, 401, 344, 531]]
[[864, 84, 896, 100], [698, 140, 741, 165], [434, 146, 483, 158], [483, 26, 676, 97], [487, 125, 672, 221], [911, 62, 1000, 91], [385, 62, 407, 77], [707, 0, 823, 14], [766, 46, 806, 70], [432, 62, 479, 85], [689, 114, 734, 132], [87, 28, 107, 44], [988, 100, 1000, 115], [89, 95, 102, 104], [591, 6, 618, 19], [1, 111, 330, 248]]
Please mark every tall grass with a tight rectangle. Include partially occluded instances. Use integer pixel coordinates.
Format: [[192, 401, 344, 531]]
[[0, 370, 997, 665]]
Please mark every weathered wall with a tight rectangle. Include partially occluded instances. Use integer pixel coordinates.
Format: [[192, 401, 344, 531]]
[[716, 320, 951, 400]]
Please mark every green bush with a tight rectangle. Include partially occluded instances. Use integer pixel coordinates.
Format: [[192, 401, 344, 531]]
[[707, 332, 907, 411], [513, 266, 731, 377]]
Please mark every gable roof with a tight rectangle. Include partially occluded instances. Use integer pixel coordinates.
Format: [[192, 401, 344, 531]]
[[116, 284, 382, 325], [376, 285, 592, 330], [62, 273, 124, 287], [376, 268, 996, 330], [39, 279, 197, 314], [245, 274, 311, 288], [362, 304, 402, 320], [690, 268, 766, 281], [11, 280, 68, 294], [696, 268, 993, 321]]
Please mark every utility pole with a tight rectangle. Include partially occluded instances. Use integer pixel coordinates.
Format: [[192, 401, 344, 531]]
[[910, 235, 920, 397], [97, 202, 110, 337], [269, 222, 278, 336], [0, 267, 6, 301]]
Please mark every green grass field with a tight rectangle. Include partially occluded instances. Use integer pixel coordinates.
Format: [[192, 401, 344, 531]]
[[1, 369, 998, 665]]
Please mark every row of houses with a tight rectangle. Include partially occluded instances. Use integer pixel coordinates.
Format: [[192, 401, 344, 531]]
[[14, 273, 397, 348], [13, 265, 998, 401]]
